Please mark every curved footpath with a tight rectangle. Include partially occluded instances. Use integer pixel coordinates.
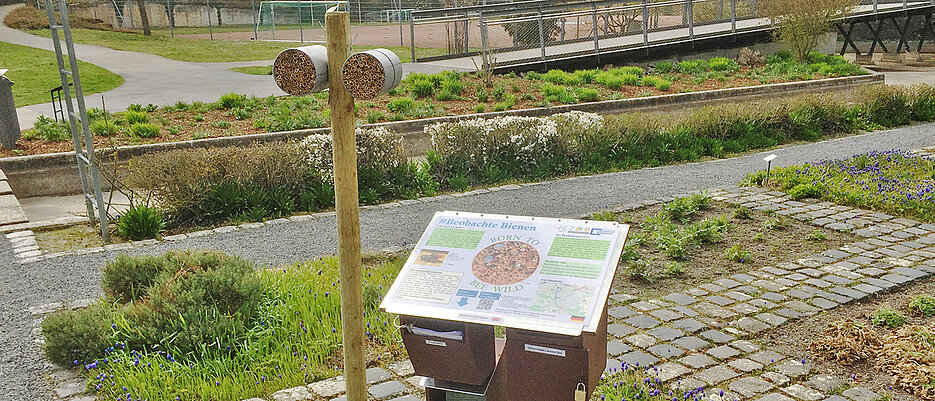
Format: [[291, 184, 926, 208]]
[[1, 123, 935, 399]]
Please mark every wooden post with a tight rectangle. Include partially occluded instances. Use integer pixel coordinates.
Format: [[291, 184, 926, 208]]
[[326, 10, 366, 401]]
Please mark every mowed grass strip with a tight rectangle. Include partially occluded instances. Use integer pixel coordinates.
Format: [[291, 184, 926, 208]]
[[1, 41, 123, 107], [28, 28, 445, 63]]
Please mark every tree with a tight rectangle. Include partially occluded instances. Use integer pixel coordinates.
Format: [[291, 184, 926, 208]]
[[760, 0, 857, 61], [134, 0, 151, 36]]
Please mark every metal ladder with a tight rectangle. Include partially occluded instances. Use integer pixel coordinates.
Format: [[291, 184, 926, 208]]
[[43, 0, 111, 243]]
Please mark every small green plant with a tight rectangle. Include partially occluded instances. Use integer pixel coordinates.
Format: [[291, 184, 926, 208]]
[[474, 104, 486, 113], [212, 121, 231, 129], [871, 307, 906, 328], [217, 92, 246, 109], [590, 211, 617, 221], [25, 116, 70, 141], [167, 126, 181, 135], [229, 107, 251, 120], [788, 183, 823, 200], [908, 295, 935, 316], [733, 206, 753, 220], [663, 261, 684, 277], [410, 79, 435, 98], [753, 232, 765, 241], [124, 110, 149, 125], [447, 174, 470, 192], [90, 119, 117, 136], [806, 229, 827, 241], [41, 301, 115, 366], [117, 204, 164, 240], [128, 123, 160, 138], [435, 90, 457, 101], [577, 88, 600, 102], [661, 193, 711, 223], [476, 87, 489, 102], [725, 244, 751, 263], [191, 132, 208, 140], [193, 114, 205, 122], [655, 61, 674, 73], [762, 217, 789, 230], [387, 97, 415, 113]]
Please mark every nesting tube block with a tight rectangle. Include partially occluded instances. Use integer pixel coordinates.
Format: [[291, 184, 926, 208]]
[[273, 45, 329, 95], [341, 48, 403, 100]]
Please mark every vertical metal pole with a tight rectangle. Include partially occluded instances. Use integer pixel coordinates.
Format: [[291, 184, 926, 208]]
[[206, 0, 213, 39], [325, 9, 365, 401], [538, 7, 546, 60], [479, 11, 488, 70], [463, 10, 469, 53], [642, 0, 649, 46], [688, 0, 694, 40], [730, 0, 736, 32], [873, 0, 877, 13], [271, 3, 275, 40], [410, 16, 416, 61], [252, 0, 257, 40], [591, 4, 599, 51], [399, 5, 404, 47], [299, 4, 303, 43], [166, 0, 173, 37]]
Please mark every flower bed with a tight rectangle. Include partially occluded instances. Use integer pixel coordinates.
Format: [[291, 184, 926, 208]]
[[6, 52, 868, 157], [749, 150, 935, 223], [42, 251, 404, 401]]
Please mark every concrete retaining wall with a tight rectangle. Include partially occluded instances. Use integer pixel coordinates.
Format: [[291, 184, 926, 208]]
[[1, 73, 883, 199]]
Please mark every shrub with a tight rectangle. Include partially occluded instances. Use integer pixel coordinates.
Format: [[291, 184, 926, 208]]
[[435, 90, 457, 101], [24, 116, 70, 141], [908, 295, 935, 317], [124, 110, 150, 125], [642, 76, 672, 91], [217, 92, 246, 109], [42, 301, 115, 366], [908, 84, 935, 122], [116, 251, 265, 358], [117, 204, 164, 240], [760, 0, 858, 60], [476, 87, 489, 102], [855, 85, 911, 127], [474, 104, 486, 113], [103, 254, 167, 303], [128, 122, 160, 138], [441, 80, 464, 95], [677, 59, 707, 74], [297, 126, 404, 181], [595, 72, 626, 89], [871, 307, 906, 328]]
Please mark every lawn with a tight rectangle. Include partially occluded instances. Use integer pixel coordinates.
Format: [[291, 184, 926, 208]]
[[28, 28, 302, 62], [230, 65, 272, 75], [28, 28, 445, 63], [0, 41, 123, 107]]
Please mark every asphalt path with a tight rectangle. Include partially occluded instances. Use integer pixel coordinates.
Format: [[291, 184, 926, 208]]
[[1, 121, 934, 399]]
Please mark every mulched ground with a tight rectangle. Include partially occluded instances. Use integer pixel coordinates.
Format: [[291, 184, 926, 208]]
[[610, 201, 855, 299], [760, 277, 935, 400]]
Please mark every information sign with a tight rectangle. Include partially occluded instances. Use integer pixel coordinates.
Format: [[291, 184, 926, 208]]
[[381, 211, 629, 336]]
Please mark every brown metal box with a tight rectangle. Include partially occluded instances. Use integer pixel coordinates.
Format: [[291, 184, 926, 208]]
[[400, 316, 496, 387]]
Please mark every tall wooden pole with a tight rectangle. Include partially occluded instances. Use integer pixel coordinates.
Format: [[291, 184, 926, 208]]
[[326, 10, 366, 401]]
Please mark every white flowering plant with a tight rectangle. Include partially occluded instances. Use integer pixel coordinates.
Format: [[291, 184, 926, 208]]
[[297, 126, 405, 182]]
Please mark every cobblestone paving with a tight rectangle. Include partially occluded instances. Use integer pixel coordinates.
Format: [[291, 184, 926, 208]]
[[211, 186, 935, 401]]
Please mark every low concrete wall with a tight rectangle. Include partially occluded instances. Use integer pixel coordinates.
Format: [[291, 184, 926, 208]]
[[1, 73, 883, 199]]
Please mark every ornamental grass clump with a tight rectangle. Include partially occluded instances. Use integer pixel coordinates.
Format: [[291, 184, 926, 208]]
[[809, 319, 881, 365]]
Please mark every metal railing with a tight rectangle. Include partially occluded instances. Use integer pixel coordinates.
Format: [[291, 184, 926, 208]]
[[410, 0, 934, 68]]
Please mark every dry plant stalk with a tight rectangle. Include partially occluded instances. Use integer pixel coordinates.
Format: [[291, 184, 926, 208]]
[[874, 324, 935, 400], [808, 319, 881, 365], [342, 52, 386, 100], [273, 49, 319, 96]]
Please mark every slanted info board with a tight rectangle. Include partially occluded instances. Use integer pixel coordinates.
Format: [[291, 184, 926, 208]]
[[380, 211, 629, 336]]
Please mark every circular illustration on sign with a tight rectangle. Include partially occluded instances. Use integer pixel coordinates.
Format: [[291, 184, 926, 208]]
[[471, 241, 540, 285]]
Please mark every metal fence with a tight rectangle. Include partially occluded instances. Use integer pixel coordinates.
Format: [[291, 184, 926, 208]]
[[409, 0, 933, 68]]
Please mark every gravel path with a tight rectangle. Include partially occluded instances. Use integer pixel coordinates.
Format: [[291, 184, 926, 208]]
[[1, 123, 935, 399]]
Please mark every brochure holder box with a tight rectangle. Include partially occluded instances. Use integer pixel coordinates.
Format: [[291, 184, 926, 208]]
[[487, 309, 608, 401], [399, 316, 496, 386]]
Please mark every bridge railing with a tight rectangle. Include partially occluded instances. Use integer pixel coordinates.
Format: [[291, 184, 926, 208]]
[[408, 0, 935, 68]]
